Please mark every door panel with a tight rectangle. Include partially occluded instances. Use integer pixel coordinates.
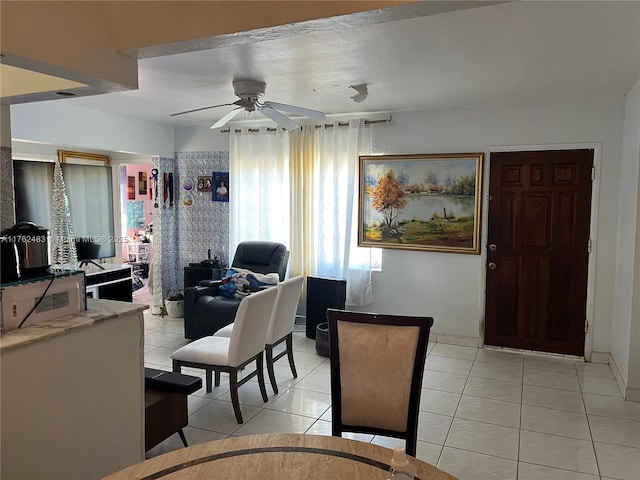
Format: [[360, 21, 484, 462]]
[[484, 150, 593, 356]]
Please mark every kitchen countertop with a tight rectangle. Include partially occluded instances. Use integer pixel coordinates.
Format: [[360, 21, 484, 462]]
[[0, 298, 147, 353]]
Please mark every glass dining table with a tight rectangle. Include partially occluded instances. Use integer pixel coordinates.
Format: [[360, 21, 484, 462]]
[[103, 433, 458, 480]]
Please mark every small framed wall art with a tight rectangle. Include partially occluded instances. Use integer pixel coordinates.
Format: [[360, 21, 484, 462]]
[[138, 172, 147, 195], [127, 176, 136, 200], [212, 172, 229, 202], [197, 175, 212, 192]]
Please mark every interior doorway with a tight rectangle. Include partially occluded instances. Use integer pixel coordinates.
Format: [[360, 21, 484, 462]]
[[484, 149, 594, 356], [119, 163, 154, 303]]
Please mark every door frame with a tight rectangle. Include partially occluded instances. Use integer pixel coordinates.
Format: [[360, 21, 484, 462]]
[[479, 142, 602, 360]]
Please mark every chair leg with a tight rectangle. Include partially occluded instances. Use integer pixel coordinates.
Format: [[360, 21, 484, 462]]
[[265, 345, 279, 394], [172, 360, 181, 373], [214, 370, 221, 387], [178, 429, 188, 448], [285, 333, 298, 378], [256, 353, 269, 402], [205, 369, 212, 393], [229, 370, 243, 424], [406, 436, 417, 457]]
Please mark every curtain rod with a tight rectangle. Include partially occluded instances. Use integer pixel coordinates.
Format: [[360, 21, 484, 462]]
[[220, 116, 391, 134]]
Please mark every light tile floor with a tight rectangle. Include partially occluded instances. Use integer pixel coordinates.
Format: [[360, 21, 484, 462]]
[[141, 305, 640, 480]]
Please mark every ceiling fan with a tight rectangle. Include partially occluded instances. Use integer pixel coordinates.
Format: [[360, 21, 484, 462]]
[[170, 79, 325, 130]]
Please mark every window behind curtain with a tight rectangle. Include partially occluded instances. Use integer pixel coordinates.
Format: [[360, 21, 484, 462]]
[[230, 120, 374, 306], [229, 128, 291, 252], [13, 160, 115, 259]]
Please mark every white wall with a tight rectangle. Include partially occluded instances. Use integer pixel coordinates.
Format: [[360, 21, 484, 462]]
[[175, 125, 229, 152], [10, 102, 175, 158], [612, 78, 640, 395]]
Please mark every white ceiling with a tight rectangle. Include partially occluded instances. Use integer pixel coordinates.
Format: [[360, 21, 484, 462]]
[[52, 1, 640, 128]]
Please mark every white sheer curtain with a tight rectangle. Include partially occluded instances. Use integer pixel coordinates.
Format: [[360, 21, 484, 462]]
[[297, 120, 373, 305], [229, 127, 290, 255], [230, 119, 373, 306]]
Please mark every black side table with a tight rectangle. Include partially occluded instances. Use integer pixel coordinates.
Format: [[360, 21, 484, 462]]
[[184, 265, 224, 289]]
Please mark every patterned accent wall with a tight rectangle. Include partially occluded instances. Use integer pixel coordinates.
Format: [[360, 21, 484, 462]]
[[151, 151, 229, 307], [175, 151, 230, 272], [1, 147, 15, 230], [150, 156, 179, 308]]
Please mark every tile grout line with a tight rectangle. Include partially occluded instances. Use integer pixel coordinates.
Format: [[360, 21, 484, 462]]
[[435, 344, 478, 470], [578, 361, 603, 479]]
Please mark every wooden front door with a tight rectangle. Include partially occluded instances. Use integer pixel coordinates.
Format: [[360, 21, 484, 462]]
[[484, 149, 593, 356]]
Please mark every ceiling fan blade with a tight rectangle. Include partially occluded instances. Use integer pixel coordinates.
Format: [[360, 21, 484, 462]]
[[170, 102, 235, 117], [210, 107, 244, 129], [260, 106, 302, 130], [263, 101, 325, 120]]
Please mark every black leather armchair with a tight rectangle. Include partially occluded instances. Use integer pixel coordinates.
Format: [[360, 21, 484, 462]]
[[184, 241, 289, 339]]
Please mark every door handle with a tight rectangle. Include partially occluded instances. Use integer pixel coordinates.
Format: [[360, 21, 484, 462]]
[[488, 262, 497, 270]]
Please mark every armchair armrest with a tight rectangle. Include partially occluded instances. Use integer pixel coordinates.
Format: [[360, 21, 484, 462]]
[[184, 284, 219, 309], [184, 284, 222, 340]]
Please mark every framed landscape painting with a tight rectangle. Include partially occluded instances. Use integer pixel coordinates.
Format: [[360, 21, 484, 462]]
[[358, 153, 483, 254]]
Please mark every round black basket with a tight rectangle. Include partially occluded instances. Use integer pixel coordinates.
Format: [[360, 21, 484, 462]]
[[315, 322, 330, 357]]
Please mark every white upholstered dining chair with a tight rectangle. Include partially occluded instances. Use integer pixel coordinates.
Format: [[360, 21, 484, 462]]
[[170, 287, 278, 423], [214, 275, 304, 394]]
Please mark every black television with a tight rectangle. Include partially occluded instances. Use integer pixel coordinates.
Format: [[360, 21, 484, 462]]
[[75, 237, 105, 268], [13, 160, 116, 261]]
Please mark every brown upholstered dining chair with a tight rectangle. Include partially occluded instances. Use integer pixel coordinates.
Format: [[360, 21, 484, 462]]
[[326, 309, 434, 457]]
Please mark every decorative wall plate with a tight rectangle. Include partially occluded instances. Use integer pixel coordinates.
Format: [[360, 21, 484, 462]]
[[182, 178, 195, 191], [182, 193, 194, 207]]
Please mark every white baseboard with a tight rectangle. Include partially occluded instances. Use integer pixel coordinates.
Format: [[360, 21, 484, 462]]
[[609, 355, 640, 402], [625, 387, 640, 403], [589, 351, 611, 364], [607, 354, 640, 402], [433, 334, 481, 348]]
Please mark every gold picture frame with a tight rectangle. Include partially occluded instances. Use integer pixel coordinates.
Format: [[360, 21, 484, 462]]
[[358, 153, 484, 254], [58, 149, 110, 166]]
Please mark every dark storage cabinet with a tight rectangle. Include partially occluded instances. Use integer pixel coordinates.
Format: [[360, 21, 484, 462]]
[[305, 276, 346, 339]]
